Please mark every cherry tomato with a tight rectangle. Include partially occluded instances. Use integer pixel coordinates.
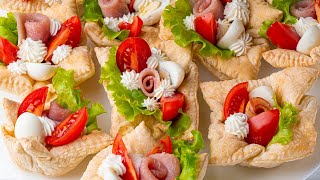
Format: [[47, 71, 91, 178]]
[[222, 0, 232, 5], [46, 107, 88, 146], [118, 16, 143, 37], [45, 16, 82, 61], [223, 82, 249, 120], [0, 37, 18, 65], [194, 13, 218, 44], [160, 92, 185, 121], [113, 134, 139, 180], [18, 87, 48, 117], [246, 109, 280, 147], [116, 37, 151, 73], [128, 0, 135, 12], [147, 135, 173, 156], [267, 22, 301, 50]]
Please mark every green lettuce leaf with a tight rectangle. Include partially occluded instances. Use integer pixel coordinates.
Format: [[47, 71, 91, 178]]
[[269, 99, 299, 145], [100, 46, 159, 121], [172, 130, 205, 180], [0, 12, 18, 45], [52, 68, 89, 112], [258, 20, 274, 39], [272, 0, 300, 24], [162, 0, 234, 58], [86, 103, 106, 133], [82, 0, 103, 22], [167, 110, 191, 138], [102, 24, 130, 41]]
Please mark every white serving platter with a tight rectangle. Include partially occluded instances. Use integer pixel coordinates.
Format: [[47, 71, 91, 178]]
[[0, 42, 319, 180]]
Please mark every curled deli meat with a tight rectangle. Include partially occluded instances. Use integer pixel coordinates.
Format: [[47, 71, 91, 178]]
[[98, 0, 129, 18], [192, 0, 224, 20], [15, 13, 50, 44], [140, 153, 180, 180], [139, 68, 160, 97], [48, 101, 72, 122], [290, 0, 316, 18]]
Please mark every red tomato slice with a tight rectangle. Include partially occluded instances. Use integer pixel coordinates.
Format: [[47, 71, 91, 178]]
[[45, 16, 82, 61], [45, 107, 88, 146], [147, 135, 173, 156], [118, 16, 143, 37], [223, 82, 249, 120], [194, 13, 218, 45], [0, 37, 18, 65], [113, 134, 139, 180], [160, 92, 185, 121], [222, 0, 232, 5], [116, 37, 151, 73], [267, 22, 301, 50], [246, 109, 280, 146], [128, 0, 135, 12], [18, 87, 48, 117]]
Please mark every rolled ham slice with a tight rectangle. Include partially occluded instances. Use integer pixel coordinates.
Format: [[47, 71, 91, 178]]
[[15, 13, 50, 44], [140, 153, 180, 180], [290, 0, 316, 18], [192, 0, 224, 20], [139, 68, 160, 97], [98, 0, 129, 18], [48, 101, 72, 122]]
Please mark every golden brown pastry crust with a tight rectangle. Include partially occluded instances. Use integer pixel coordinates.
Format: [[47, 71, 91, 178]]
[[95, 36, 199, 140], [200, 67, 318, 167], [80, 122, 208, 180], [1, 98, 113, 176]]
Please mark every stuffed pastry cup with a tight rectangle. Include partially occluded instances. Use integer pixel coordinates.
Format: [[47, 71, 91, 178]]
[[159, 0, 283, 80], [1, 67, 110, 176], [261, 0, 320, 69], [81, 121, 208, 180], [0, 0, 94, 101], [96, 37, 199, 141], [80, 0, 170, 47], [200, 67, 318, 167]]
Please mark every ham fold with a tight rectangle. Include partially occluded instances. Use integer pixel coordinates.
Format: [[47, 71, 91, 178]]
[[192, 0, 224, 20], [140, 153, 180, 180], [139, 68, 160, 97], [98, 0, 129, 18], [48, 101, 72, 122], [290, 0, 316, 18], [15, 13, 50, 44]]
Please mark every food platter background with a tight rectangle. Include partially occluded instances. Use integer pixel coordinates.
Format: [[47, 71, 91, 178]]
[[0, 41, 319, 180]]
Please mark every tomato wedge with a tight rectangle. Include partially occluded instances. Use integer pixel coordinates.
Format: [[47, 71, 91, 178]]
[[18, 87, 48, 117], [118, 16, 143, 37], [223, 82, 249, 120], [222, 0, 232, 5], [147, 135, 173, 156], [246, 109, 280, 146], [160, 92, 185, 121], [194, 13, 218, 44], [267, 22, 301, 50], [128, 0, 135, 12], [116, 37, 151, 73], [46, 107, 87, 146], [0, 37, 18, 65], [113, 134, 139, 180], [45, 16, 82, 61]]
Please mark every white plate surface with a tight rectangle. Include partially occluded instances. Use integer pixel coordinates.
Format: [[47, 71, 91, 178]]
[[0, 43, 319, 180]]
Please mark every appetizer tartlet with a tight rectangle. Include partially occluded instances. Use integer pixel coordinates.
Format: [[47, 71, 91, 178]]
[[1, 68, 111, 176], [200, 67, 318, 167], [96, 37, 199, 140], [0, 0, 94, 101], [81, 0, 168, 47], [81, 122, 208, 180], [261, 0, 320, 68], [159, 0, 282, 80]]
